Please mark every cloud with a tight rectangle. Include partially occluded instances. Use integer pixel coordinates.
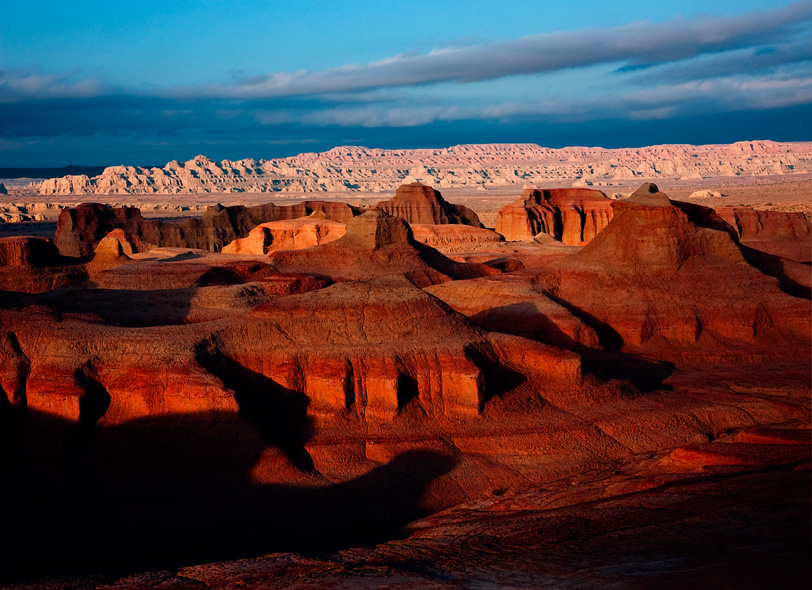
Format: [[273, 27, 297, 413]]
[[255, 69, 812, 129], [0, 69, 109, 102], [2, 2, 811, 166], [191, 1, 812, 98], [626, 39, 812, 84]]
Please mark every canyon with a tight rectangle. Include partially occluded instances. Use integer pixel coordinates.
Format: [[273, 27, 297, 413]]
[[0, 153, 810, 588]]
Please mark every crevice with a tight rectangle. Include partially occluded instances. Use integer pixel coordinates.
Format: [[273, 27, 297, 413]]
[[73, 359, 111, 443]]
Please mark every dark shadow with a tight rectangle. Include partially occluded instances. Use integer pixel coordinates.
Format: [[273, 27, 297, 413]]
[[580, 349, 675, 393], [464, 344, 527, 410], [196, 265, 247, 286], [482, 257, 525, 273], [72, 361, 111, 445], [0, 406, 457, 583], [195, 341, 315, 472], [470, 301, 583, 351], [543, 292, 625, 352], [41, 286, 199, 327], [576, 207, 587, 243], [396, 373, 420, 411], [0, 221, 58, 239], [156, 251, 205, 263], [739, 246, 811, 300]]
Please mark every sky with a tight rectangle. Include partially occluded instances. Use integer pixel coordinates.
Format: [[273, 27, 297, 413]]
[[1, 0, 811, 166]]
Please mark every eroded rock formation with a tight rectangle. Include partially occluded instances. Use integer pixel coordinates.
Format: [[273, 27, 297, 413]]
[[375, 183, 483, 227], [534, 186, 810, 355], [410, 224, 504, 250], [267, 210, 500, 287], [1, 180, 809, 585], [35, 140, 812, 195], [222, 212, 347, 254], [54, 200, 361, 257], [495, 188, 614, 244]]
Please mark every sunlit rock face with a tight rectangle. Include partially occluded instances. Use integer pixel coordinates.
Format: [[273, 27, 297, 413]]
[[495, 187, 614, 244]]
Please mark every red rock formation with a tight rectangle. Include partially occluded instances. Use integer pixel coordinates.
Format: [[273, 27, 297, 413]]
[[222, 213, 346, 254], [713, 207, 811, 262], [495, 188, 614, 244], [1, 181, 809, 584], [54, 201, 361, 257], [410, 224, 504, 250], [0, 236, 87, 293], [0, 236, 63, 267], [230, 276, 581, 422], [101, 228, 153, 256], [0, 331, 29, 407], [268, 210, 500, 287], [535, 185, 811, 355], [425, 274, 599, 350], [376, 183, 483, 227]]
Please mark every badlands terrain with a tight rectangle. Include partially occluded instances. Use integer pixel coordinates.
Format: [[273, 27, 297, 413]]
[[0, 142, 810, 588]]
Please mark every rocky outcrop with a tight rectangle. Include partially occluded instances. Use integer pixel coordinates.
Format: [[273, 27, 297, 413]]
[[2, 176, 810, 582], [495, 188, 614, 244], [54, 201, 361, 257], [268, 210, 500, 287], [222, 213, 346, 255], [36, 141, 812, 195], [0, 236, 62, 267], [99, 228, 153, 256], [375, 183, 483, 227], [714, 207, 811, 263], [0, 183, 7, 195], [425, 274, 599, 350], [0, 202, 63, 223], [535, 186, 810, 355], [0, 237, 87, 293], [410, 224, 504, 250]]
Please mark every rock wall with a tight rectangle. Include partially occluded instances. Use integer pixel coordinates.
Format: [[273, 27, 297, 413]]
[[495, 188, 613, 244]]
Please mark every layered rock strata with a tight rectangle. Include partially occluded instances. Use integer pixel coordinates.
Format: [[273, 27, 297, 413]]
[[375, 182, 483, 227], [495, 188, 614, 244]]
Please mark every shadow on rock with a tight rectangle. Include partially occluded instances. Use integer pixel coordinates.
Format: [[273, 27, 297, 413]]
[[1, 406, 458, 582], [580, 349, 675, 393], [195, 340, 315, 471]]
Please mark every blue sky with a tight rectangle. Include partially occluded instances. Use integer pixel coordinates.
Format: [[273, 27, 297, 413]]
[[1, 0, 811, 166]]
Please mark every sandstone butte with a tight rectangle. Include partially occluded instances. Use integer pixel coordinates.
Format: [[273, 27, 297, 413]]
[[0, 181, 809, 587], [495, 187, 614, 244], [375, 182, 483, 227]]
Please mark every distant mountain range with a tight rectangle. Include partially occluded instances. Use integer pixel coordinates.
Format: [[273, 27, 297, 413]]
[[24, 140, 812, 196]]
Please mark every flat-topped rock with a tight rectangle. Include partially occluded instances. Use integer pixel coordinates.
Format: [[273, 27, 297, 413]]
[[375, 183, 483, 227]]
